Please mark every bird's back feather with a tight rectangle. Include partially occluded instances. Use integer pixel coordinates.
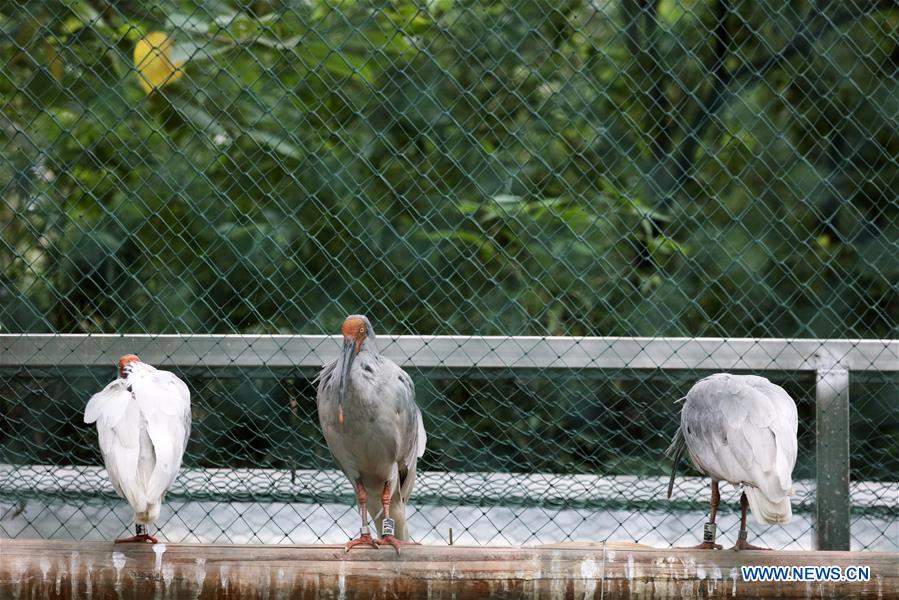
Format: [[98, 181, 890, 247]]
[[133, 367, 191, 504], [679, 373, 798, 524], [85, 363, 191, 523]]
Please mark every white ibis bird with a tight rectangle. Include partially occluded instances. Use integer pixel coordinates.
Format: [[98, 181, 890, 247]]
[[83, 354, 191, 544], [316, 315, 427, 553], [667, 373, 798, 550]]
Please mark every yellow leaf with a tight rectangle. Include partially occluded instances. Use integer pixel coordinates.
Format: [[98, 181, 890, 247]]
[[43, 41, 63, 81], [133, 31, 184, 94]]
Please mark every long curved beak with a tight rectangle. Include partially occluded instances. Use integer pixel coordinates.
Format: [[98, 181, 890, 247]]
[[337, 336, 356, 417]]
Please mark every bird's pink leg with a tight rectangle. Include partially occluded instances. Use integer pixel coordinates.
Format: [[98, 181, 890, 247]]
[[115, 524, 158, 544], [376, 482, 416, 554], [732, 492, 770, 551], [686, 480, 723, 550], [345, 481, 378, 552]]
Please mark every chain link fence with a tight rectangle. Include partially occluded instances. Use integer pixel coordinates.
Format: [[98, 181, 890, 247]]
[[1, 1, 897, 551]]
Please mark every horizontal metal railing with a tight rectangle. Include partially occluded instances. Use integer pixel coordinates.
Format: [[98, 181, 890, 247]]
[[2, 334, 897, 371], [4, 334, 897, 550]]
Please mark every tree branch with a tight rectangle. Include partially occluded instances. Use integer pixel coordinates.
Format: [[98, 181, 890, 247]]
[[661, 0, 731, 207], [660, 0, 897, 207], [645, 0, 671, 161], [620, 0, 644, 56]]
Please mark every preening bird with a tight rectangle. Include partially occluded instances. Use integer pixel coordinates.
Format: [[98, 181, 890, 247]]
[[667, 373, 798, 550], [316, 315, 427, 553], [83, 354, 191, 544]]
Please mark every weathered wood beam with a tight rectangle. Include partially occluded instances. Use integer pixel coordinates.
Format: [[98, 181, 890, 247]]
[[0, 539, 895, 599]]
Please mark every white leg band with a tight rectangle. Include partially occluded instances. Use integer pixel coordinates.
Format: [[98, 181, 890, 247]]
[[381, 517, 395, 537]]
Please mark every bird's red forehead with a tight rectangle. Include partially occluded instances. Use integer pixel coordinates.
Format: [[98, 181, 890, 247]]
[[118, 354, 141, 369], [341, 318, 366, 339]]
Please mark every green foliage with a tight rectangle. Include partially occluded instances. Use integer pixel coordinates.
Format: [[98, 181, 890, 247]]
[[1, 0, 897, 482], [2, 0, 896, 337]]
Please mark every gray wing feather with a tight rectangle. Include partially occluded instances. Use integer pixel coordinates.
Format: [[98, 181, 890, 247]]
[[746, 376, 798, 491], [681, 374, 797, 500], [666, 424, 686, 498], [315, 360, 359, 482], [396, 369, 426, 502]]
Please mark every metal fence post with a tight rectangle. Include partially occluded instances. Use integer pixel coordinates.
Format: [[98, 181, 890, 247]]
[[814, 348, 851, 550]]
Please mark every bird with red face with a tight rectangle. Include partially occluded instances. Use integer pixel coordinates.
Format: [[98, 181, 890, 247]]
[[84, 354, 191, 543], [316, 315, 427, 553]]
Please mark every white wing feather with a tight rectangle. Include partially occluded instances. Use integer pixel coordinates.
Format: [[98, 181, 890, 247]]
[[415, 410, 427, 459], [751, 378, 798, 492], [84, 379, 146, 512], [84, 379, 129, 426], [128, 363, 192, 504], [84, 363, 191, 519]]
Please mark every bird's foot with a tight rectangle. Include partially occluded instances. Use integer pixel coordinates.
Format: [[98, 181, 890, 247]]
[[376, 534, 418, 555], [114, 534, 158, 544], [345, 533, 379, 553], [682, 541, 723, 550], [732, 539, 770, 551], [681, 521, 722, 549]]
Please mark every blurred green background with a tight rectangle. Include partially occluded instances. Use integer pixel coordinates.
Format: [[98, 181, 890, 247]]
[[3, 0, 896, 338]]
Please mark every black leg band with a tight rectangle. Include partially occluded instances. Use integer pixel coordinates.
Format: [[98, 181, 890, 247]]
[[703, 522, 717, 544]]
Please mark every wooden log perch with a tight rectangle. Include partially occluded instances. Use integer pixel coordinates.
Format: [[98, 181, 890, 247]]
[[0, 539, 896, 599]]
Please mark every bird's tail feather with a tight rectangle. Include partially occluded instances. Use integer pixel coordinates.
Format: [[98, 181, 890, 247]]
[[364, 489, 383, 523], [134, 501, 160, 525], [744, 486, 792, 525], [399, 466, 417, 505], [666, 425, 686, 499]]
